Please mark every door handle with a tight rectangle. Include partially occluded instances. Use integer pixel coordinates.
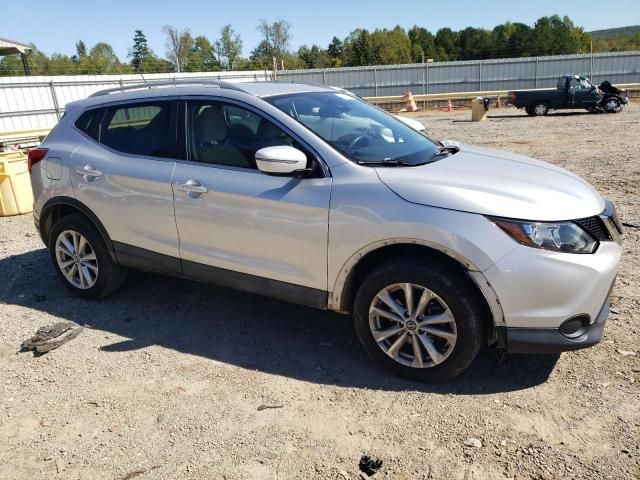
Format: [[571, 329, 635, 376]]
[[75, 164, 102, 178], [177, 179, 208, 194]]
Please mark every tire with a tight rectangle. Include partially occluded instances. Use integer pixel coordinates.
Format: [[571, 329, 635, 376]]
[[525, 106, 535, 116], [603, 97, 621, 113], [48, 213, 126, 299], [531, 103, 549, 116], [353, 257, 486, 382]]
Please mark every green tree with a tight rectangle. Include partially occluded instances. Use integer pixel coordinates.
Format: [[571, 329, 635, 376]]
[[298, 44, 331, 68], [184, 35, 220, 72], [129, 30, 156, 73], [435, 28, 460, 60], [215, 24, 243, 70], [252, 19, 292, 66], [408, 26, 437, 61]]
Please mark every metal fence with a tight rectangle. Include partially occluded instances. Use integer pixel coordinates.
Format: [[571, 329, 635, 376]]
[[278, 51, 640, 97], [1, 51, 639, 132], [0, 71, 270, 132]]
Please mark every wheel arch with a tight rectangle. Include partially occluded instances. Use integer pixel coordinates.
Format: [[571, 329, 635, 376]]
[[39, 197, 118, 263], [330, 239, 505, 342]]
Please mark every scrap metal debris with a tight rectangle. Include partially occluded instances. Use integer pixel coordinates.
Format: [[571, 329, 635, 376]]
[[20, 321, 83, 355], [257, 404, 284, 411], [359, 455, 383, 476]]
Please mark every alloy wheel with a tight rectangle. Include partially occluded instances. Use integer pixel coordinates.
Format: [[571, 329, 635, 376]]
[[55, 230, 99, 289], [368, 283, 457, 368]]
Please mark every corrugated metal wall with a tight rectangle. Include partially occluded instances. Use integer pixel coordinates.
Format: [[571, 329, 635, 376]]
[[1, 51, 639, 132], [0, 71, 270, 132], [279, 51, 640, 96]]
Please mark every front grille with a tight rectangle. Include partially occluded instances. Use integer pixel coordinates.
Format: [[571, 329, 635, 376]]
[[574, 216, 611, 241]]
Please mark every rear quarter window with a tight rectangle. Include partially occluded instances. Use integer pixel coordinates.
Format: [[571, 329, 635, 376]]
[[74, 109, 102, 140]]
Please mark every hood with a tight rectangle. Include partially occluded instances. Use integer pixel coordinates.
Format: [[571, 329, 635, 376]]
[[376, 143, 604, 221]]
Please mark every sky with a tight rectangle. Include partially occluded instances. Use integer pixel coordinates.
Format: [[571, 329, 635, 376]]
[[2, 0, 639, 60]]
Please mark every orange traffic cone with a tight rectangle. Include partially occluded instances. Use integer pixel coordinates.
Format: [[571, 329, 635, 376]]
[[403, 91, 418, 112], [447, 99, 452, 112]]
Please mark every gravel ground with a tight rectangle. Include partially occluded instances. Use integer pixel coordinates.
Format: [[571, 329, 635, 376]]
[[1, 104, 639, 480]]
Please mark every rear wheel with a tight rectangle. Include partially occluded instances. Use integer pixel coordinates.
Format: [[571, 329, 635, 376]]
[[353, 258, 486, 381], [531, 103, 549, 116], [49, 214, 126, 299], [525, 106, 534, 116]]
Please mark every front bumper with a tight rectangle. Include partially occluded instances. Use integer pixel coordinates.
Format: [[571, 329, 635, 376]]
[[500, 290, 611, 353]]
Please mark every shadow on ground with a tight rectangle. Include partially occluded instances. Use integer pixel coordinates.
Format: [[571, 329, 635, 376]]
[[487, 111, 594, 119], [0, 248, 559, 394]]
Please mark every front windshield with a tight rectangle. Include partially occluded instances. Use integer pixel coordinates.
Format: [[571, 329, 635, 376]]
[[265, 92, 441, 165]]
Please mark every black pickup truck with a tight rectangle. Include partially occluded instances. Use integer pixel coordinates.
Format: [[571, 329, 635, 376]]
[[508, 75, 629, 116]]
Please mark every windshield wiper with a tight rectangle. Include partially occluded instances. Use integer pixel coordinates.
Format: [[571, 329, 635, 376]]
[[357, 158, 415, 166]]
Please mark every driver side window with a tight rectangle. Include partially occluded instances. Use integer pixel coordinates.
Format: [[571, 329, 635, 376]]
[[186, 100, 301, 169]]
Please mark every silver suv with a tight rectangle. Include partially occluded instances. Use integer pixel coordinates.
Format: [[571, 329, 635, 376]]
[[29, 81, 623, 381]]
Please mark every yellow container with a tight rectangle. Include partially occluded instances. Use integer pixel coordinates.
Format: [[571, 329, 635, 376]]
[[471, 97, 488, 122], [0, 151, 34, 216]]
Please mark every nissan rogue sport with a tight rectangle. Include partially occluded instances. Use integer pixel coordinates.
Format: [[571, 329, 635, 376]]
[[29, 80, 623, 381]]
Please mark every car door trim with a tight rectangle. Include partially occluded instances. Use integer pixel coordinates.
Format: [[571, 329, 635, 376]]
[[113, 241, 328, 309]]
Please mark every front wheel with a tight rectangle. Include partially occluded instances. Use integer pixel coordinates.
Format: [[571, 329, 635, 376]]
[[49, 214, 126, 299], [603, 97, 621, 113], [353, 258, 486, 381]]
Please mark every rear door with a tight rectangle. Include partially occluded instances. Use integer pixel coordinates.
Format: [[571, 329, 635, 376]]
[[171, 97, 332, 303], [70, 99, 181, 271]]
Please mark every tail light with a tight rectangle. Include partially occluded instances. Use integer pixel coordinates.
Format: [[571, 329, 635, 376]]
[[27, 148, 48, 173]]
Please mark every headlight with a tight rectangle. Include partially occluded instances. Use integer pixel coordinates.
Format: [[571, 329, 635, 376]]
[[490, 218, 597, 254]]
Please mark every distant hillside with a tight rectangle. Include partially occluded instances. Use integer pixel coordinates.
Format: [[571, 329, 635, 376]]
[[589, 26, 640, 40]]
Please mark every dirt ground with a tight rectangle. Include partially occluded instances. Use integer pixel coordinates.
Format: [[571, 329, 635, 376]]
[[1, 104, 639, 480]]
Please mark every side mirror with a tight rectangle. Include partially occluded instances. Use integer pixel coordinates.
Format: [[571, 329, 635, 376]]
[[441, 140, 460, 149], [255, 146, 308, 176]]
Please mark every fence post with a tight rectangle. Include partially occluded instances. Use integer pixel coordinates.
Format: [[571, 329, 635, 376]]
[[426, 63, 430, 110], [49, 81, 61, 120], [421, 65, 426, 110], [478, 62, 482, 91], [534, 58, 539, 88], [373, 67, 378, 97], [322, 69, 327, 85]]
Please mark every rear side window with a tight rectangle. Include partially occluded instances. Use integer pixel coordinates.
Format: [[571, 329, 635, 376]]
[[100, 102, 174, 158], [74, 109, 101, 140]]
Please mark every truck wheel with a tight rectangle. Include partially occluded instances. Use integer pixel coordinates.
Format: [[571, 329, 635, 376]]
[[525, 106, 535, 116], [352, 257, 486, 382], [531, 103, 549, 116], [603, 97, 621, 113], [48, 214, 126, 299]]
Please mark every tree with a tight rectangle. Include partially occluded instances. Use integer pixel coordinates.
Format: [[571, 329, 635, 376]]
[[162, 25, 192, 72], [184, 35, 220, 72], [215, 24, 243, 70], [89, 42, 126, 73], [435, 28, 460, 61], [298, 45, 331, 68], [408, 26, 437, 61], [342, 29, 374, 66], [458, 27, 493, 59], [75, 40, 87, 59], [327, 36, 343, 59], [253, 19, 292, 64], [129, 30, 156, 73]]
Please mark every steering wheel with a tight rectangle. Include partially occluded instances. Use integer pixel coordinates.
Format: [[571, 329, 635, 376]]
[[348, 134, 368, 149]]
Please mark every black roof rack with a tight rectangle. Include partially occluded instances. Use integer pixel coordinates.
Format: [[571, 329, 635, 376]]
[[89, 79, 247, 97]]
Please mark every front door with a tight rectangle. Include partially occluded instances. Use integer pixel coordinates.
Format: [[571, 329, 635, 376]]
[[171, 98, 332, 305]]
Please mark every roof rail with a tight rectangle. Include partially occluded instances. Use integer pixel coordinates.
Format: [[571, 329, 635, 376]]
[[89, 79, 247, 97]]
